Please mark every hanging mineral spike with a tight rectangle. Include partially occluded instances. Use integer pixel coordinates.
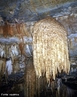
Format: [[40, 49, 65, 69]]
[[33, 17, 70, 82], [3, 21, 9, 37]]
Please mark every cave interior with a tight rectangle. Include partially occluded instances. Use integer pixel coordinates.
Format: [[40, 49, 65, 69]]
[[0, 0, 77, 97]]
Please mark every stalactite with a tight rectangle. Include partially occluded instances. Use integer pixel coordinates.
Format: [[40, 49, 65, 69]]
[[24, 17, 70, 97], [8, 24, 13, 36], [24, 44, 32, 56], [3, 21, 9, 37], [0, 44, 5, 58], [0, 26, 3, 35], [5, 45, 9, 58], [6, 58, 13, 75], [13, 24, 18, 35], [0, 22, 30, 38], [16, 23, 21, 34], [30, 25, 34, 37], [2, 21, 14, 36], [20, 23, 31, 37], [10, 44, 19, 56], [16, 23, 28, 36], [33, 17, 70, 82]]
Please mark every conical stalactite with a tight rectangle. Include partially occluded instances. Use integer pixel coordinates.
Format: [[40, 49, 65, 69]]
[[33, 17, 70, 82]]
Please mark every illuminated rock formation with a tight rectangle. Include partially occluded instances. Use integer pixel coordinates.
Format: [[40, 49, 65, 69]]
[[33, 17, 70, 81]]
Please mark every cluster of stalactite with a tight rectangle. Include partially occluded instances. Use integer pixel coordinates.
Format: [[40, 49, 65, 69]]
[[33, 17, 70, 82], [0, 43, 32, 58], [0, 21, 30, 37], [0, 42, 32, 82], [0, 21, 33, 83], [0, 43, 19, 81], [0, 43, 20, 58]]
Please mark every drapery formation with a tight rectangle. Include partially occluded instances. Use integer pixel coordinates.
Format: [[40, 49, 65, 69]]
[[33, 17, 70, 81], [0, 22, 30, 37]]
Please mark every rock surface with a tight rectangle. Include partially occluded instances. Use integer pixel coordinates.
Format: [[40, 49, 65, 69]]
[[0, 0, 76, 22]]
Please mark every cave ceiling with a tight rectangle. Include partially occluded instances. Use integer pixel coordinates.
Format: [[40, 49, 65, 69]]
[[0, 0, 77, 22]]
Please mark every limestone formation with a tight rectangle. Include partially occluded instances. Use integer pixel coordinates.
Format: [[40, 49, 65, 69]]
[[33, 17, 70, 81]]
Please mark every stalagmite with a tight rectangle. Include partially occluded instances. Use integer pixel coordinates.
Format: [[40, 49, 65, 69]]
[[24, 58, 36, 97], [56, 78, 61, 97], [33, 17, 70, 82], [0, 59, 6, 81]]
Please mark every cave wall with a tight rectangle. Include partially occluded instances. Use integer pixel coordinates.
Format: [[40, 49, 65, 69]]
[[0, 0, 76, 22]]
